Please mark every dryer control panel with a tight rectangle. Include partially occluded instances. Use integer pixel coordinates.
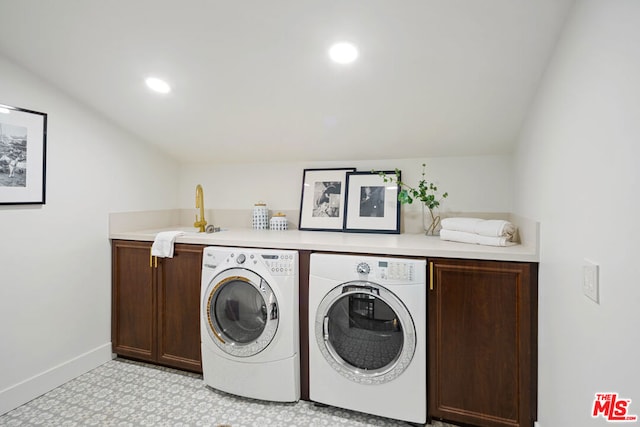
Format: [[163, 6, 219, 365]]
[[377, 260, 415, 281], [355, 260, 416, 282]]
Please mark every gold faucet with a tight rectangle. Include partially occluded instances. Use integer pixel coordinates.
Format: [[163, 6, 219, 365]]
[[194, 184, 207, 232]]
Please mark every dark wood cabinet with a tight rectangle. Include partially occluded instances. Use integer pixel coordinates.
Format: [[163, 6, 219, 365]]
[[428, 258, 538, 427], [111, 239, 204, 372]]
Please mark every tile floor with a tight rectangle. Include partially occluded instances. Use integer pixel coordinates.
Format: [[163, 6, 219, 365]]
[[0, 359, 457, 427]]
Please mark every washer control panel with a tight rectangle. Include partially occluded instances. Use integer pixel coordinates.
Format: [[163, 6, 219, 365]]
[[202, 249, 227, 270], [260, 253, 296, 276], [203, 248, 297, 276]]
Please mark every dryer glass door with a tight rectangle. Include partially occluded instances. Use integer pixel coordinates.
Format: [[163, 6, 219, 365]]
[[204, 268, 278, 357], [316, 281, 416, 384]]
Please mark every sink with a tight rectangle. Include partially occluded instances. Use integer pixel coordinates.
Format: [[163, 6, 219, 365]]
[[174, 226, 223, 234], [180, 228, 203, 234]]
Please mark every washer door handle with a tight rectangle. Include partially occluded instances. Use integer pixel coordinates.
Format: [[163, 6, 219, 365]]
[[323, 316, 329, 341], [270, 302, 278, 320]]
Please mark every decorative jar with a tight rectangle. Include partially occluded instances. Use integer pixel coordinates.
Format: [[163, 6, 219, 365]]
[[270, 213, 288, 231], [252, 202, 269, 230]]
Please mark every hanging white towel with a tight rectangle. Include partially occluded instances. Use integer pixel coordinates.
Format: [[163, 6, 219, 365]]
[[440, 217, 515, 238], [439, 229, 516, 247], [151, 231, 185, 258]]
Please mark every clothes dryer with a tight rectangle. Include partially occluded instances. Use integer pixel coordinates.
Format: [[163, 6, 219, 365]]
[[308, 253, 427, 424], [201, 246, 299, 402]]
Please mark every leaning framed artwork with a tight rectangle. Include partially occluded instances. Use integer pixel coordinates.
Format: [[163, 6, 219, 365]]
[[0, 104, 47, 205], [344, 171, 401, 234], [298, 167, 355, 231]]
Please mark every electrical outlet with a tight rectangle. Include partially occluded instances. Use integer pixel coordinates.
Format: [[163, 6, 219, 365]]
[[583, 259, 599, 303]]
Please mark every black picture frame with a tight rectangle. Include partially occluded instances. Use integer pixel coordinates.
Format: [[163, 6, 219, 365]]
[[298, 167, 356, 231], [0, 104, 47, 205], [343, 170, 401, 234]]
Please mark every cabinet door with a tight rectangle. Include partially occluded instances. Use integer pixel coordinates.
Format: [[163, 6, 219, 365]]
[[156, 243, 203, 372], [112, 240, 156, 362], [428, 258, 537, 427]]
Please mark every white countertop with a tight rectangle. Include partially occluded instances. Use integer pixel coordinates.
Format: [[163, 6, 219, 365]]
[[110, 226, 539, 263]]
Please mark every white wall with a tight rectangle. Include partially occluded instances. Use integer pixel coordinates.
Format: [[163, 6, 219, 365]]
[[179, 155, 514, 227], [514, 1, 640, 425], [0, 56, 179, 414]]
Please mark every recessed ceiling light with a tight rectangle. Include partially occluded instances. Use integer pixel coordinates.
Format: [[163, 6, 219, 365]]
[[329, 42, 358, 64], [145, 77, 171, 94]]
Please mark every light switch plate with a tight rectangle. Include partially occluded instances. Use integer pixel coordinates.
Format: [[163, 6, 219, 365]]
[[583, 259, 599, 303]]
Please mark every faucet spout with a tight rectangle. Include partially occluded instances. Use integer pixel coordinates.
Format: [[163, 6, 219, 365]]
[[194, 184, 207, 232]]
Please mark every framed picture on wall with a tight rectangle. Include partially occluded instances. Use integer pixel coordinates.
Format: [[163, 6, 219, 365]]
[[0, 104, 47, 205], [298, 167, 356, 231], [344, 171, 401, 234]]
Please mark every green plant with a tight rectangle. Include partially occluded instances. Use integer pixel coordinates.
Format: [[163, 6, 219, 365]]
[[375, 164, 449, 235], [376, 163, 448, 210]]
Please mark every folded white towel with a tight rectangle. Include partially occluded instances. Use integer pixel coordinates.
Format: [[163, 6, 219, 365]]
[[439, 229, 516, 247], [151, 231, 185, 258], [440, 217, 482, 232], [440, 217, 515, 238]]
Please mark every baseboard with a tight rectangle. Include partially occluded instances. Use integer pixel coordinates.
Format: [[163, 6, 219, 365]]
[[0, 343, 113, 415]]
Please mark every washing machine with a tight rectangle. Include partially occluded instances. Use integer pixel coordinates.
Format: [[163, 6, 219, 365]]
[[308, 253, 427, 424], [200, 246, 300, 402]]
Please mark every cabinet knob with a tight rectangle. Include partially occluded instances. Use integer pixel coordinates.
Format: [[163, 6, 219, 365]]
[[429, 261, 434, 290]]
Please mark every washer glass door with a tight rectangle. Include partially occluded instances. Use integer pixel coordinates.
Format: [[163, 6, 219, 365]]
[[204, 268, 278, 357], [316, 281, 416, 384]]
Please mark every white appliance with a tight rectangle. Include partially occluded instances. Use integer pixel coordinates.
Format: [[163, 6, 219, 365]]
[[308, 253, 427, 424], [201, 246, 300, 402]]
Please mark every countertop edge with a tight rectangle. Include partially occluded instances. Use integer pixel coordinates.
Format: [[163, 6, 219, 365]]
[[109, 228, 539, 263]]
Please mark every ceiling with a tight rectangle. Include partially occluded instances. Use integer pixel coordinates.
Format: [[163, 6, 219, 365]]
[[0, 0, 574, 164]]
